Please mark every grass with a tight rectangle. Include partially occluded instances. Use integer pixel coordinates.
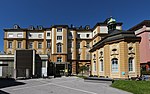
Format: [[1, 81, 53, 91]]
[[76, 75, 87, 79], [111, 80, 150, 94]]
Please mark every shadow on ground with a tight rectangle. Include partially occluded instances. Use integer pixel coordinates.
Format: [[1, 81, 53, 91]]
[[0, 90, 10, 94], [0, 78, 25, 89]]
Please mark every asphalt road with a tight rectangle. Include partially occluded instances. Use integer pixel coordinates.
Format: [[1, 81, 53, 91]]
[[0, 77, 131, 94]]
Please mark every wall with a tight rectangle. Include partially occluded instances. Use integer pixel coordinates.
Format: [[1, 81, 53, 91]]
[[138, 31, 150, 63]]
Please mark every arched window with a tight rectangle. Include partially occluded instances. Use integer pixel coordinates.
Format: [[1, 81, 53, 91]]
[[129, 57, 134, 72], [93, 54, 96, 59], [112, 58, 118, 72], [57, 43, 62, 53], [93, 61, 96, 72], [100, 60, 104, 71]]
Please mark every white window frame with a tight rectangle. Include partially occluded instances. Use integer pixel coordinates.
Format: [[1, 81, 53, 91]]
[[29, 42, 33, 49], [47, 41, 51, 48], [17, 33, 22, 38], [8, 41, 12, 48], [112, 58, 118, 72], [129, 57, 135, 72], [57, 36, 62, 40], [38, 42, 42, 49], [57, 28, 62, 32], [57, 57, 62, 62], [57, 43, 62, 53], [17, 41, 22, 48], [8, 33, 13, 38], [47, 32, 50, 37], [93, 61, 96, 72], [38, 34, 42, 38], [100, 60, 104, 72]]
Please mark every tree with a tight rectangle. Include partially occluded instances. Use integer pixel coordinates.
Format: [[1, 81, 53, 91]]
[[79, 65, 89, 76]]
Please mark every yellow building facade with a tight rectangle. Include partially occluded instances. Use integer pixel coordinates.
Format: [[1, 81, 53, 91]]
[[89, 18, 141, 79], [1, 18, 140, 79]]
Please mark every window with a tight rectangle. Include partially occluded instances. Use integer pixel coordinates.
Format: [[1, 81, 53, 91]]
[[8, 33, 13, 38], [112, 58, 118, 72], [69, 32, 72, 38], [38, 34, 42, 38], [17, 33, 22, 38], [77, 34, 80, 38], [38, 26, 43, 30], [87, 42, 90, 48], [57, 43, 62, 53], [57, 28, 62, 32], [42, 61, 46, 67], [77, 54, 80, 60], [68, 41, 72, 48], [29, 42, 33, 48], [94, 61, 96, 71], [57, 36, 62, 40], [100, 51, 103, 55], [77, 41, 80, 48], [57, 57, 62, 62], [47, 32, 50, 37], [93, 54, 96, 59], [129, 58, 134, 72], [86, 34, 89, 38], [68, 53, 72, 59], [17, 42, 21, 48], [47, 41, 51, 48], [8, 41, 12, 48], [38, 42, 42, 49], [86, 53, 90, 60], [100, 60, 104, 71]]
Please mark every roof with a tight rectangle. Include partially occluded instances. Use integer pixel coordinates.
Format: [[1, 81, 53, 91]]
[[89, 29, 141, 52], [92, 22, 123, 30], [50, 25, 69, 28], [129, 20, 150, 31]]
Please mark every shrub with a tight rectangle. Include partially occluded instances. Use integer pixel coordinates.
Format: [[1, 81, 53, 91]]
[[141, 71, 150, 75]]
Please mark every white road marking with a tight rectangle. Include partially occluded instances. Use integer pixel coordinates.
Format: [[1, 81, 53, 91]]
[[12, 83, 52, 91], [12, 79, 97, 94], [12, 79, 77, 91], [52, 83, 97, 94]]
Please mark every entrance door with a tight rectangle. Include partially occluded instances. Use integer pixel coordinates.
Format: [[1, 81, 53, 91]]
[[55, 64, 65, 77], [47, 63, 54, 76]]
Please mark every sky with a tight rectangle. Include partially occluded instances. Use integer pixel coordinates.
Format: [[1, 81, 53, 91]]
[[0, 0, 150, 51]]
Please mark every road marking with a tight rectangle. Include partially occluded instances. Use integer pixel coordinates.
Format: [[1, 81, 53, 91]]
[[52, 83, 97, 94], [12, 83, 52, 91], [12, 79, 77, 91]]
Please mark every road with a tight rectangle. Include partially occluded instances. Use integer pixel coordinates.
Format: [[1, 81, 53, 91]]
[[0, 76, 131, 94]]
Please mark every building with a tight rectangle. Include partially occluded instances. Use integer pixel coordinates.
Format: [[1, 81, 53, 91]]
[[0, 24, 93, 78], [129, 20, 150, 71], [0, 18, 124, 78], [89, 18, 141, 79]]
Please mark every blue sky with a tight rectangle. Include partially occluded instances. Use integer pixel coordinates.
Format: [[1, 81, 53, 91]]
[[0, 0, 150, 51]]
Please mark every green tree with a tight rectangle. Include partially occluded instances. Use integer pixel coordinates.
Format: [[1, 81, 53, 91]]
[[79, 65, 89, 76]]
